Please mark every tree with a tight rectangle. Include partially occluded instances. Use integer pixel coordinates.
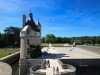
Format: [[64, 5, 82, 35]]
[[45, 34, 56, 43], [92, 36, 96, 46], [96, 36, 100, 44], [0, 33, 7, 48], [41, 37, 45, 43], [28, 44, 42, 58], [4, 26, 21, 47], [56, 37, 62, 43], [62, 37, 70, 43]]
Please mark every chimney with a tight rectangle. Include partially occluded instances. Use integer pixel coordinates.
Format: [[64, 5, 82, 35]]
[[23, 15, 26, 28]]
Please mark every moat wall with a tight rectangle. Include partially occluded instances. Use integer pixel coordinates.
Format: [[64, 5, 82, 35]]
[[0, 51, 20, 64], [60, 59, 100, 75], [60, 59, 100, 67]]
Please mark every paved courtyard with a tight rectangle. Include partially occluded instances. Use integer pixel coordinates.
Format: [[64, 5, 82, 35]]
[[41, 47, 100, 59]]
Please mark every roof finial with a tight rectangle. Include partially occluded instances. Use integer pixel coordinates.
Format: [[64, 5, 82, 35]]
[[38, 18, 39, 21]]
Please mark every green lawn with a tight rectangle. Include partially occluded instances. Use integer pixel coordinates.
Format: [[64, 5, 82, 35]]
[[0, 48, 19, 58], [41, 43, 65, 47]]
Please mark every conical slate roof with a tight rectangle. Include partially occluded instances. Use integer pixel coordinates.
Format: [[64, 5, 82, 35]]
[[26, 12, 40, 32]]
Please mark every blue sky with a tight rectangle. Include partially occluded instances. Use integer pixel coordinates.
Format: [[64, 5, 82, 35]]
[[0, 0, 100, 37]]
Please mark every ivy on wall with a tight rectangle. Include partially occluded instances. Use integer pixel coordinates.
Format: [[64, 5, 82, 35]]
[[27, 44, 42, 58]]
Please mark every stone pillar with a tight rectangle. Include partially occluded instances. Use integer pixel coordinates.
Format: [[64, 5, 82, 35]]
[[20, 37, 27, 59]]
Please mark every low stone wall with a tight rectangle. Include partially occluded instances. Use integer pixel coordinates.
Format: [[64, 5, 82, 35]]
[[30, 64, 46, 75], [31, 65, 41, 71], [0, 51, 20, 64], [57, 59, 76, 75], [30, 65, 41, 75], [57, 59, 63, 66], [62, 64, 76, 75]]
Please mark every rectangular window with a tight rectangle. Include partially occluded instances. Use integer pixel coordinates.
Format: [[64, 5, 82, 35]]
[[27, 39, 29, 44]]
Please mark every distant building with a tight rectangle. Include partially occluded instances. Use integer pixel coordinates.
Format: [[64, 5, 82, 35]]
[[20, 12, 41, 59]]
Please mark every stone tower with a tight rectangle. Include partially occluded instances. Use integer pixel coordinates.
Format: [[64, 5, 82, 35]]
[[20, 12, 41, 59]]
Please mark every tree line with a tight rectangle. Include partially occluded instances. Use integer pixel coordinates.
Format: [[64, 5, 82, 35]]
[[42, 34, 100, 45]]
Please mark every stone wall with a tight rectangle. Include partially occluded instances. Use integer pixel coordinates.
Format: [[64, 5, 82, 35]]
[[0, 51, 20, 64], [57, 59, 76, 75], [30, 65, 46, 75]]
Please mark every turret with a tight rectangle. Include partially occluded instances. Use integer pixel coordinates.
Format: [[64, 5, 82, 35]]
[[36, 19, 41, 31]]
